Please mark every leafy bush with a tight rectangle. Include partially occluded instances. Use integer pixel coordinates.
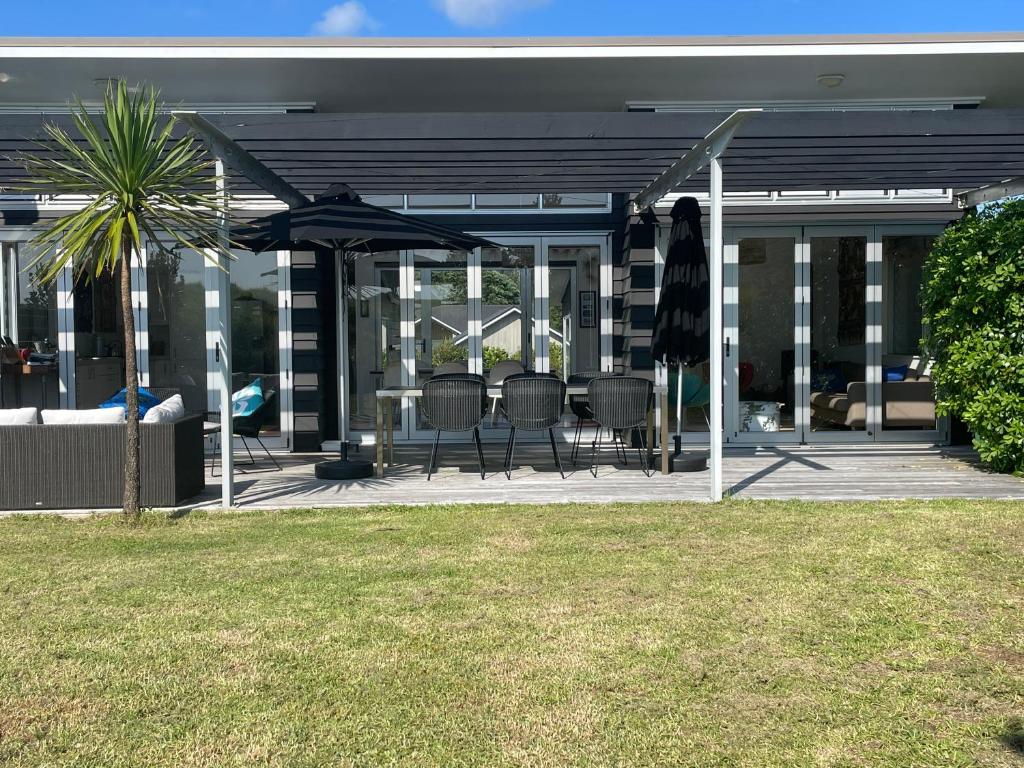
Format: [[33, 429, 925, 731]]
[[549, 340, 564, 378], [921, 200, 1024, 474], [483, 346, 513, 370], [431, 337, 468, 367]]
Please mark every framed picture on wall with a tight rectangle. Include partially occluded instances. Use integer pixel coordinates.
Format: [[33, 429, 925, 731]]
[[579, 290, 596, 328]]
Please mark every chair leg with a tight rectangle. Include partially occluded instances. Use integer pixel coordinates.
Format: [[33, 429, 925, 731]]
[[256, 437, 282, 470], [570, 418, 582, 465], [504, 426, 517, 480], [427, 429, 441, 481], [240, 436, 256, 465], [590, 427, 603, 478], [548, 428, 565, 479], [635, 427, 652, 478], [615, 430, 628, 466], [701, 406, 711, 428], [473, 426, 486, 480]]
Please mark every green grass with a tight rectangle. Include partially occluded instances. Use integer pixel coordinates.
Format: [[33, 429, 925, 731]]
[[1, 501, 1022, 767]]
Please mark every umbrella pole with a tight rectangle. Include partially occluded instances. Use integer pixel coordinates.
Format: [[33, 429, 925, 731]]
[[315, 246, 373, 480], [675, 361, 684, 453]]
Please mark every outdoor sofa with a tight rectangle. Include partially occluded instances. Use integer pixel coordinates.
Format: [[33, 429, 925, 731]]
[[0, 402, 205, 511]]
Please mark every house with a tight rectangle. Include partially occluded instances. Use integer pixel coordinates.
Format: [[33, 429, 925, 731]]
[[1, 32, 1023, 461]]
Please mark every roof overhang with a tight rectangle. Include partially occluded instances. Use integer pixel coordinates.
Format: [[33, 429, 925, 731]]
[[2, 108, 1024, 203]]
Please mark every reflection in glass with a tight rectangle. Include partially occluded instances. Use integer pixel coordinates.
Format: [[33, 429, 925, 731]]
[[147, 247, 208, 413], [74, 267, 126, 408], [348, 254, 400, 431], [1, 243, 59, 408], [231, 250, 280, 435], [809, 236, 867, 432], [737, 237, 795, 433], [481, 246, 534, 375], [882, 234, 938, 431]]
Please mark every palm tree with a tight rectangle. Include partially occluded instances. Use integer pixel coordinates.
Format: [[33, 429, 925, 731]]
[[17, 81, 232, 521]]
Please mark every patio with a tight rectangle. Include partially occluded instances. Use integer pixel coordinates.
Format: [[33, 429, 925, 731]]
[[172, 444, 1024, 511]]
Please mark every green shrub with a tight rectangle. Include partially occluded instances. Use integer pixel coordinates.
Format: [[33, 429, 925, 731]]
[[921, 200, 1024, 474], [431, 337, 468, 367], [483, 346, 513, 370]]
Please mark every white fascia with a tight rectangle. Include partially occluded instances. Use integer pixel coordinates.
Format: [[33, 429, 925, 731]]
[[3, 41, 1024, 60]]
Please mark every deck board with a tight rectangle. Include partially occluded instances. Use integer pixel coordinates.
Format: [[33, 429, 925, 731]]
[[184, 444, 1024, 509]]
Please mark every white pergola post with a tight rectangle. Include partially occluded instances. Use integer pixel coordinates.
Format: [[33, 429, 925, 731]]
[[214, 159, 234, 508], [708, 157, 725, 502]]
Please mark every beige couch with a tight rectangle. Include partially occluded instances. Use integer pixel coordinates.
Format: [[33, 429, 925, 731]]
[[810, 354, 936, 429]]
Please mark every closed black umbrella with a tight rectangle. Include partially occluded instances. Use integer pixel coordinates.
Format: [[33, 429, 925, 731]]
[[233, 184, 498, 481], [650, 197, 710, 457]]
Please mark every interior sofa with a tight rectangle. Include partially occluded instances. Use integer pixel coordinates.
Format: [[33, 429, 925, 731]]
[[810, 354, 936, 429], [0, 410, 206, 511]]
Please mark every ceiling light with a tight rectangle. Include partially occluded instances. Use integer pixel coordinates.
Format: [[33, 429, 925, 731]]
[[0, 73, 11, 84], [816, 73, 846, 88]]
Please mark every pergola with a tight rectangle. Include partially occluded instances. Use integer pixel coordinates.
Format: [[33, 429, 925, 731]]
[[3, 107, 1024, 504]]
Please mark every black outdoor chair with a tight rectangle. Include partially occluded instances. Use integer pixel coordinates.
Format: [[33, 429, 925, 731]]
[[567, 372, 631, 467], [587, 376, 654, 478], [233, 389, 282, 470], [420, 373, 488, 480], [501, 372, 567, 479]]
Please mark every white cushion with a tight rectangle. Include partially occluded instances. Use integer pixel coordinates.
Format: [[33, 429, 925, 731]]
[[0, 407, 38, 425], [41, 407, 126, 425], [142, 394, 186, 424]]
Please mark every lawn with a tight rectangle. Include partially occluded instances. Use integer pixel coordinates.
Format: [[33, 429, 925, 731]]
[[1, 501, 1022, 767]]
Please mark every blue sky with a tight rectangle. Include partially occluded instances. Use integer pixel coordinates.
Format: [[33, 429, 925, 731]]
[[3, 0, 1024, 37]]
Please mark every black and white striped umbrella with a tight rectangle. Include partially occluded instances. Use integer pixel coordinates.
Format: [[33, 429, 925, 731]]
[[232, 183, 496, 253]]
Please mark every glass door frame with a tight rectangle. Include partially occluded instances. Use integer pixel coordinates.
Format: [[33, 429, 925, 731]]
[[801, 225, 878, 444], [724, 226, 805, 445], [874, 224, 949, 444], [138, 241, 294, 450], [350, 232, 612, 444]]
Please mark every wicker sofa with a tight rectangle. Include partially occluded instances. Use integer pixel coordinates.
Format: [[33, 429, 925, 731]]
[[0, 413, 206, 510]]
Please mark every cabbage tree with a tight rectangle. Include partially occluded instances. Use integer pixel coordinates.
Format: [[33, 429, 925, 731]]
[[17, 81, 232, 520]]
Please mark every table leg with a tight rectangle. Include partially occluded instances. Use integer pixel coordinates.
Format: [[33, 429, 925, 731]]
[[646, 403, 655, 469], [660, 390, 670, 475], [375, 397, 385, 478], [386, 396, 395, 466]]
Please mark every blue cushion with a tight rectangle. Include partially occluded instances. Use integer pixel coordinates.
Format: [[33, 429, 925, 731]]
[[100, 387, 162, 418], [232, 378, 264, 417], [883, 365, 908, 382]]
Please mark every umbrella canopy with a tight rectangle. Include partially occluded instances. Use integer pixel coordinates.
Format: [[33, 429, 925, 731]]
[[232, 183, 496, 253], [650, 197, 710, 368]]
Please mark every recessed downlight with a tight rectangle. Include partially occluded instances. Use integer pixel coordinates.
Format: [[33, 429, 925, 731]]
[[0, 73, 11, 84], [816, 73, 846, 88]]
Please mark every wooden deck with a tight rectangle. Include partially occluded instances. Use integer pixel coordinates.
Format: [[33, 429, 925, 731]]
[[182, 443, 1024, 510]]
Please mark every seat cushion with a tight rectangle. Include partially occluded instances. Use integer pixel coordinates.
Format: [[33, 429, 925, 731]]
[[143, 394, 186, 424], [0, 407, 38, 425], [41, 407, 126, 424]]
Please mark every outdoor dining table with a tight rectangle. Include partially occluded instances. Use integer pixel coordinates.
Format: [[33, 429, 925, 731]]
[[374, 383, 671, 478]]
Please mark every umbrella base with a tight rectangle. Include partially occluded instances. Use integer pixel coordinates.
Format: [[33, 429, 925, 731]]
[[315, 459, 374, 481], [668, 447, 708, 473]]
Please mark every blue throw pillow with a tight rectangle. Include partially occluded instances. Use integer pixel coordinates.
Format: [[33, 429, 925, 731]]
[[232, 378, 264, 417], [100, 387, 162, 418], [883, 365, 908, 382]]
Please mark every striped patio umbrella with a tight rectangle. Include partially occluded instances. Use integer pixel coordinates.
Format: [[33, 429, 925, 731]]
[[232, 183, 495, 254], [232, 183, 496, 481]]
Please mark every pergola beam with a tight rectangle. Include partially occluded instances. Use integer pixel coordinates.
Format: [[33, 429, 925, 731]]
[[173, 111, 310, 208], [631, 109, 760, 213], [957, 176, 1024, 207]]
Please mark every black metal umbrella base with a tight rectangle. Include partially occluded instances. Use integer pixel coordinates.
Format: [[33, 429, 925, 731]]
[[315, 459, 374, 480], [665, 447, 708, 473]]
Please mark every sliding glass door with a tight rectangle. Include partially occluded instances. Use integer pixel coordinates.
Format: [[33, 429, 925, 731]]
[[725, 225, 943, 445], [725, 229, 801, 443]]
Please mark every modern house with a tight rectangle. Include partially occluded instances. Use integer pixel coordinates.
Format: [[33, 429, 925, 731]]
[[2, 32, 1024, 467]]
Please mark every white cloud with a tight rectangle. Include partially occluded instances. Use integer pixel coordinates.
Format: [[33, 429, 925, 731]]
[[435, 0, 550, 28], [311, 1, 376, 35]]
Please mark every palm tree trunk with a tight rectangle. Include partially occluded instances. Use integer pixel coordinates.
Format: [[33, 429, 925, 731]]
[[120, 243, 141, 521]]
